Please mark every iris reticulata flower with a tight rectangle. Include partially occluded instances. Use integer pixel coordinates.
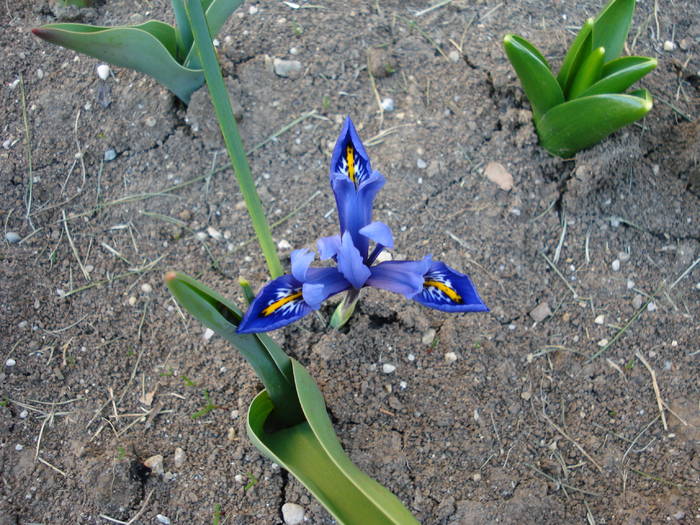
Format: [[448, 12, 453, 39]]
[[237, 117, 488, 333]]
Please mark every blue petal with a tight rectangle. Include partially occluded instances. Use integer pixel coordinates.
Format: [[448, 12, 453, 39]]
[[330, 169, 385, 257], [317, 235, 341, 260], [237, 274, 312, 333], [412, 261, 489, 313], [336, 231, 371, 289], [329, 117, 371, 186], [302, 267, 351, 309], [366, 256, 432, 298], [359, 221, 394, 249], [291, 248, 314, 282]]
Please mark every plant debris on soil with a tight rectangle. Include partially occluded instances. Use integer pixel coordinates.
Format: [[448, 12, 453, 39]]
[[1, 1, 699, 524]]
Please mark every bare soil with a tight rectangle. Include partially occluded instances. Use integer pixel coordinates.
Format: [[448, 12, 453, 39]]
[[2, 1, 699, 524]]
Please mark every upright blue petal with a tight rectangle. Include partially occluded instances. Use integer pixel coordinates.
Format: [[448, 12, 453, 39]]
[[359, 221, 394, 249], [317, 235, 341, 260], [412, 261, 489, 313], [329, 117, 372, 186], [366, 257, 432, 298], [237, 274, 312, 333], [290, 248, 315, 282], [336, 231, 371, 289], [302, 267, 351, 309]]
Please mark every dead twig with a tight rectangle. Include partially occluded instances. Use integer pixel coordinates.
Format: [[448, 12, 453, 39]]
[[635, 352, 668, 430]]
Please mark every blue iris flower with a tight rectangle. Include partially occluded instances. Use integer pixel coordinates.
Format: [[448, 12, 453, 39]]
[[237, 117, 488, 333]]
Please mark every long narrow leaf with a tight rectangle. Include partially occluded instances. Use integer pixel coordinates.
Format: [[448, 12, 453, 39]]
[[247, 360, 420, 525], [184, 0, 244, 69], [503, 34, 565, 121], [568, 46, 606, 99], [580, 56, 656, 97], [171, 0, 193, 60], [537, 91, 653, 157], [593, 0, 636, 61], [557, 18, 594, 95], [165, 272, 303, 426], [32, 22, 203, 102]]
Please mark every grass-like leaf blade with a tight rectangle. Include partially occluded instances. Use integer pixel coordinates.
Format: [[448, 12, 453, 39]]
[[165, 272, 303, 426], [580, 56, 657, 97], [503, 34, 564, 121], [568, 46, 606, 99], [593, 0, 636, 62], [184, 0, 244, 69], [557, 18, 594, 95], [537, 91, 653, 157], [247, 360, 420, 525], [32, 22, 203, 102]]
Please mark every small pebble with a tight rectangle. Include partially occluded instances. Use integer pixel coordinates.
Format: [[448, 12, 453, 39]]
[[156, 515, 171, 525], [96, 64, 110, 81], [594, 314, 605, 325], [144, 454, 164, 476], [195, 231, 208, 241], [444, 352, 457, 363], [36, 69, 44, 80], [3, 139, 12, 149], [448, 50, 461, 62], [399, 381, 407, 389], [128, 296, 137, 306], [611, 259, 621, 271], [632, 294, 644, 309], [282, 502, 305, 525], [380, 97, 395, 111], [647, 301, 657, 312], [19, 410, 28, 419], [203, 328, 215, 341], [407, 353, 415, 362], [207, 226, 222, 240], [277, 239, 292, 250], [173, 447, 186, 468], [421, 328, 436, 345], [5, 232, 21, 244], [15, 444, 23, 451], [234, 474, 245, 483], [416, 158, 427, 169], [382, 363, 396, 374], [273, 58, 303, 78], [663, 40, 676, 51], [673, 511, 685, 520], [472, 472, 482, 482], [6, 358, 16, 367], [104, 149, 117, 162], [141, 283, 152, 293], [627, 279, 635, 289], [598, 339, 609, 347], [248, 5, 259, 15], [144, 116, 157, 128], [529, 302, 551, 322]]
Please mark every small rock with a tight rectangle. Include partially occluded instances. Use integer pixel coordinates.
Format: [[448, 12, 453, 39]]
[[444, 352, 457, 363], [382, 363, 396, 374], [248, 5, 259, 15], [144, 454, 164, 476], [529, 302, 552, 322], [448, 50, 461, 63], [611, 259, 621, 271], [663, 40, 676, 51], [203, 328, 215, 341], [156, 515, 171, 525], [195, 231, 208, 241], [484, 161, 514, 191], [140, 283, 152, 293], [632, 294, 644, 309], [96, 64, 110, 81], [273, 58, 303, 78], [128, 296, 137, 306], [673, 511, 685, 520], [234, 474, 245, 483], [416, 158, 427, 169], [3, 139, 11, 149], [207, 226, 222, 240], [678, 39, 689, 51], [520, 390, 532, 401], [594, 314, 605, 325], [472, 472, 482, 482], [277, 239, 292, 250], [19, 410, 28, 419], [5, 358, 16, 367], [103, 149, 117, 162], [399, 381, 407, 389], [144, 116, 157, 128], [15, 444, 23, 451], [647, 301, 657, 312], [407, 353, 415, 361], [37, 69, 44, 80], [421, 328, 436, 345], [282, 502, 305, 524], [627, 279, 635, 289], [598, 339, 609, 347], [380, 97, 395, 112], [5, 232, 21, 244], [367, 47, 396, 78], [173, 447, 186, 468], [178, 210, 192, 221]]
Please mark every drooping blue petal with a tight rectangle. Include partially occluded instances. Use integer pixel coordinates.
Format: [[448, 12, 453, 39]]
[[336, 231, 371, 289], [359, 221, 394, 249], [366, 256, 432, 298], [330, 169, 385, 257], [237, 274, 312, 333], [290, 248, 315, 282], [329, 116, 372, 186], [302, 267, 351, 309], [412, 261, 489, 313], [317, 235, 341, 260]]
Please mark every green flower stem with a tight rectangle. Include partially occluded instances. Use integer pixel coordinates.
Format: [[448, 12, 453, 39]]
[[186, 0, 283, 278]]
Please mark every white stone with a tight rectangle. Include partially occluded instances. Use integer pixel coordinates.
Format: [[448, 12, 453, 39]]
[[663, 40, 676, 51], [611, 259, 620, 271], [282, 502, 305, 524], [444, 352, 458, 363], [382, 363, 396, 374], [421, 328, 436, 345], [248, 5, 259, 15], [203, 328, 215, 341], [407, 353, 415, 361], [140, 283, 152, 293], [234, 474, 245, 483], [96, 64, 110, 81], [399, 381, 407, 389], [128, 296, 137, 306], [416, 158, 427, 169], [5, 358, 16, 367], [156, 515, 171, 525], [627, 279, 635, 289], [195, 231, 208, 241], [647, 302, 657, 312], [277, 239, 292, 250], [173, 447, 186, 468], [594, 314, 605, 325], [5, 232, 21, 244], [380, 97, 395, 111], [273, 58, 303, 78], [598, 339, 609, 347], [448, 50, 461, 62], [144, 454, 164, 476], [15, 444, 23, 451], [207, 226, 222, 240], [19, 410, 28, 419]]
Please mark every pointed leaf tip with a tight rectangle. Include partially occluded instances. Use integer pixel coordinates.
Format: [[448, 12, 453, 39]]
[[164, 271, 178, 283]]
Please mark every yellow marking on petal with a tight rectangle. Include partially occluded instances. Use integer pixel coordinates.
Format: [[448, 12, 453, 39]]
[[261, 291, 303, 317], [346, 145, 356, 184], [424, 280, 463, 304]]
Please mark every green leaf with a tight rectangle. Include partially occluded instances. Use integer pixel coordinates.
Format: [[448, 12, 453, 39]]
[[503, 34, 564, 121], [593, 0, 636, 62], [579, 56, 656, 97], [557, 18, 594, 95], [247, 360, 420, 525], [568, 46, 606, 99], [537, 91, 653, 157], [32, 22, 204, 102], [184, 0, 245, 69], [171, 0, 193, 60], [165, 272, 303, 427]]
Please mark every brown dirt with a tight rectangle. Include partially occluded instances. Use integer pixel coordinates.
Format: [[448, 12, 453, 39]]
[[2, 1, 699, 524]]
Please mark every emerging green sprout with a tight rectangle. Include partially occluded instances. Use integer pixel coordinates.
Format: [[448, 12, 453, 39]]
[[32, 0, 243, 103], [503, 0, 656, 157]]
